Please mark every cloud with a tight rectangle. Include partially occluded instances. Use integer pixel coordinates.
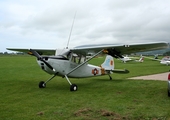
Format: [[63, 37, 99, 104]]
[[0, 0, 170, 52]]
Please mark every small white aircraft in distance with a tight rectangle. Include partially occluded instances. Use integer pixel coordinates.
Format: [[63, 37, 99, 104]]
[[7, 42, 169, 91], [160, 56, 170, 65], [119, 55, 132, 63], [120, 55, 144, 63], [144, 55, 170, 65]]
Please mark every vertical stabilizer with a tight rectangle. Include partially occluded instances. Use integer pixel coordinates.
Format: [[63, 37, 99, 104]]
[[101, 55, 114, 70], [139, 56, 144, 62]]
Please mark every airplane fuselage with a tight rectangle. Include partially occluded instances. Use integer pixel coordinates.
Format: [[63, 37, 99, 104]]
[[160, 60, 170, 65], [37, 57, 108, 78], [120, 57, 132, 63]]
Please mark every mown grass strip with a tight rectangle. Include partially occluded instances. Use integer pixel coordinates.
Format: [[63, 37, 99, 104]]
[[0, 55, 170, 119]]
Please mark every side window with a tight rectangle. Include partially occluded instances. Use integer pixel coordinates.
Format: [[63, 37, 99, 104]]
[[80, 56, 86, 63], [69, 54, 86, 64], [71, 56, 77, 63]]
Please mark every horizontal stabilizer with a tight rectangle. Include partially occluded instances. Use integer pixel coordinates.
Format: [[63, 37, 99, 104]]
[[111, 69, 129, 74]]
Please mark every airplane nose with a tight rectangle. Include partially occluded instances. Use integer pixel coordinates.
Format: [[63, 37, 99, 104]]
[[38, 61, 56, 74], [40, 63, 45, 70]]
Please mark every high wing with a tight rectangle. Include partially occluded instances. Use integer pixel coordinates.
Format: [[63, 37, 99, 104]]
[[71, 42, 169, 57], [7, 48, 56, 55], [7, 42, 169, 57]]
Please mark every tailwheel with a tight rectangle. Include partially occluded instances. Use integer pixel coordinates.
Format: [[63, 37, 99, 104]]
[[70, 84, 78, 91], [39, 81, 46, 88]]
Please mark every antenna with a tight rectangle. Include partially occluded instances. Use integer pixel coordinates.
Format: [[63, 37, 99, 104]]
[[66, 11, 77, 49]]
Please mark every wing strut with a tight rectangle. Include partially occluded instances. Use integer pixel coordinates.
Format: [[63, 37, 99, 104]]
[[65, 49, 104, 76], [63, 49, 103, 91]]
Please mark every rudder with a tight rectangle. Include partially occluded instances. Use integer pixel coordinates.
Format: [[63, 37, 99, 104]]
[[101, 55, 114, 70]]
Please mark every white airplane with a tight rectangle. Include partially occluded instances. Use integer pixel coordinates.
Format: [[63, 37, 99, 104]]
[[135, 56, 145, 62], [160, 56, 170, 65], [119, 55, 132, 63], [144, 55, 170, 65], [7, 42, 169, 91], [120, 55, 144, 63]]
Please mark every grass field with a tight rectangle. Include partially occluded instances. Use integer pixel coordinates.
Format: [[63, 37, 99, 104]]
[[0, 55, 170, 120]]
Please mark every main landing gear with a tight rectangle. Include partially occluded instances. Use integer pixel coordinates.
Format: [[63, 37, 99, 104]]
[[38, 73, 77, 91], [64, 75, 78, 91], [39, 81, 46, 88]]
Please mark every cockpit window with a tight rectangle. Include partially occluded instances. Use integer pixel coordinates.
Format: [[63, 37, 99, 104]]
[[55, 49, 86, 64], [71, 54, 86, 64]]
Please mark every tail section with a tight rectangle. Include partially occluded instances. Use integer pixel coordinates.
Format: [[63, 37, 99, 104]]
[[101, 55, 114, 70], [139, 56, 144, 62], [135, 56, 144, 62]]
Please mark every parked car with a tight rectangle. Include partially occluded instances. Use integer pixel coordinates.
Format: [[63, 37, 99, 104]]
[[168, 73, 170, 97]]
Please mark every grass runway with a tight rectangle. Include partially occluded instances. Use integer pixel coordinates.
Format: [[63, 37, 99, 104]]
[[0, 55, 170, 120]]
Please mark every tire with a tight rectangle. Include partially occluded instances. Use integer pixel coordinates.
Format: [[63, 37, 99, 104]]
[[39, 81, 46, 88], [70, 84, 77, 91]]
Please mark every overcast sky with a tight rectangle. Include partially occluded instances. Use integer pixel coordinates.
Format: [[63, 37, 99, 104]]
[[0, 0, 170, 52]]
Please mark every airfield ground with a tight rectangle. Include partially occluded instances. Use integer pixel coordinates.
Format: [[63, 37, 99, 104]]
[[129, 72, 169, 81], [1, 55, 170, 119]]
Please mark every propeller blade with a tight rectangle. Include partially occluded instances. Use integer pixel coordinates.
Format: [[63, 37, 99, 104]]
[[42, 59, 55, 72], [29, 49, 42, 60], [29, 49, 55, 72]]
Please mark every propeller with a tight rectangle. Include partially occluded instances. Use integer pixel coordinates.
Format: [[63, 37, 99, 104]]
[[30, 49, 55, 72]]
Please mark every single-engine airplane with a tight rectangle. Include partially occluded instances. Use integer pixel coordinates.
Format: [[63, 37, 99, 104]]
[[160, 56, 170, 65], [144, 55, 170, 65], [7, 42, 169, 91], [119, 55, 132, 63], [120, 55, 144, 63]]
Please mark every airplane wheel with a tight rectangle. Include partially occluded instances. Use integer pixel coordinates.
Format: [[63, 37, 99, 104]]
[[70, 84, 77, 91], [39, 81, 46, 88]]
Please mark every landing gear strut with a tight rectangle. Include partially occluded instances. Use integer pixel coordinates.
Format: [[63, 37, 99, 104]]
[[108, 74, 112, 80], [65, 75, 77, 91], [38, 73, 58, 88], [38, 73, 77, 91]]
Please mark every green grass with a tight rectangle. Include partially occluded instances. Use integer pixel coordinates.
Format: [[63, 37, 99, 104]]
[[0, 55, 170, 120]]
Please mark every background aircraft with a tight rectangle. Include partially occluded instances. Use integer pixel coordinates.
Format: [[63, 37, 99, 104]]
[[119, 55, 144, 63], [7, 42, 169, 91], [144, 55, 170, 65], [160, 56, 170, 65]]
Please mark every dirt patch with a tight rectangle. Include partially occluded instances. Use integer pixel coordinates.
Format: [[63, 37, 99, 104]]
[[74, 108, 127, 119], [36, 111, 44, 116], [74, 108, 93, 117], [129, 72, 169, 81]]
